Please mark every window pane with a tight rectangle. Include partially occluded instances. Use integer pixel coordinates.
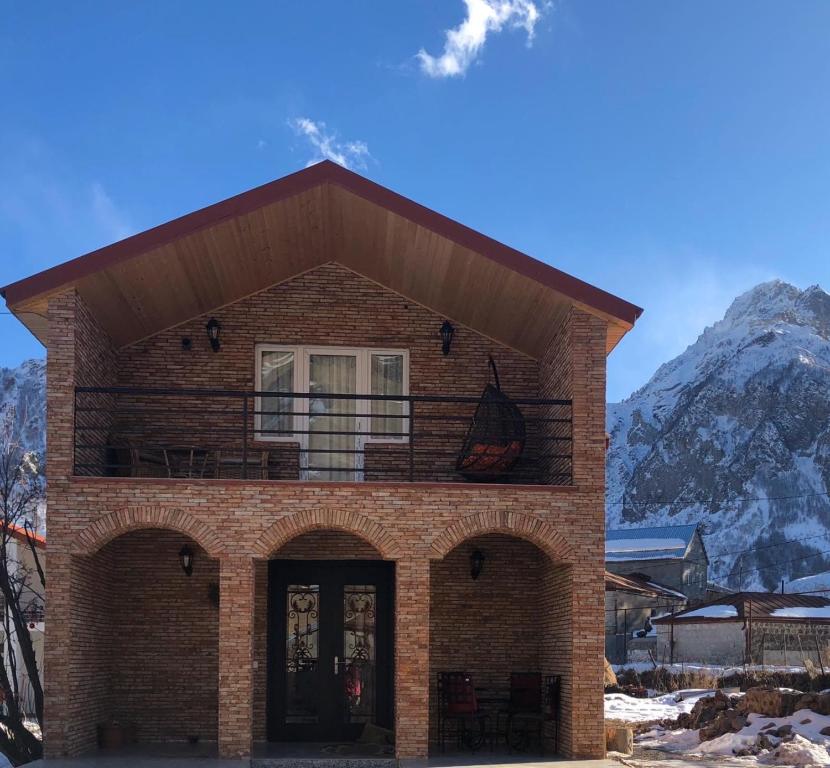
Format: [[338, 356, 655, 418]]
[[308, 354, 357, 481], [261, 351, 294, 436], [370, 354, 404, 439], [286, 584, 319, 723], [343, 585, 377, 724]]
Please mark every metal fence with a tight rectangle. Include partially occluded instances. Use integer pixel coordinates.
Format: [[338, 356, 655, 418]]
[[74, 386, 573, 485]]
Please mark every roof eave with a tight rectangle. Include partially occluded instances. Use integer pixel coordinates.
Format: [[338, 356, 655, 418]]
[[2, 161, 643, 335]]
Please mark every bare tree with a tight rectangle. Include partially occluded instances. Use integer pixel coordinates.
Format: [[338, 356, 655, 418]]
[[0, 406, 44, 765]]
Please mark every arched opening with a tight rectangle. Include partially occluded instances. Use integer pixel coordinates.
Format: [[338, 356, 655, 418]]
[[429, 533, 572, 757], [68, 529, 219, 754], [256, 529, 395, 758]]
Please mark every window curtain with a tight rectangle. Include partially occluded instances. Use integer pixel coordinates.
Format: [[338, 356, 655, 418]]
[[370, 354, 404, 438], [308, 354, 357, 480], [261, 351, 294, 436]]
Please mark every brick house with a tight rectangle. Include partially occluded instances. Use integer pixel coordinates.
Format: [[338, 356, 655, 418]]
[[2, 161, 641, 762]]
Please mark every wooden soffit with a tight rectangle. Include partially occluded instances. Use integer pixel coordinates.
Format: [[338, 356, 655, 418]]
[[2, 161, 642, 356]]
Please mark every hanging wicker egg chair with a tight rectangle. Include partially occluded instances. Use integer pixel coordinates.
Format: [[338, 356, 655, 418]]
[[456, 357, 526, 480]]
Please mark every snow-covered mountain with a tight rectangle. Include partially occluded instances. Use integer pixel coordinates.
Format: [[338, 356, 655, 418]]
[[607, 281, 830, 591], [0, 359, 46, 458]]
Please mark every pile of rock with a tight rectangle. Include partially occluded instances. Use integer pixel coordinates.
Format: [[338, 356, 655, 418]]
[[668, 687, 830, 756]]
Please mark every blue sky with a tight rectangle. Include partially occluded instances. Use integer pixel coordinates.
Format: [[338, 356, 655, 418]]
[[1, 1, 829, 401]]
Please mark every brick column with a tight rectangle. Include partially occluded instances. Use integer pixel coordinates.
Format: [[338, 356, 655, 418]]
[[570, 308, 607, 489], [218, 555, 255, 758], [566, 556, 606, 758], [394, 557, 430, 760], [46, 291, 77, 484], [566, 309, 607, 758], [43, 550, 71, 757]]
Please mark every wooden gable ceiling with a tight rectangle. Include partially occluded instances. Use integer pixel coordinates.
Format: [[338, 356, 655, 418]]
[[2, 162, 641, 357]]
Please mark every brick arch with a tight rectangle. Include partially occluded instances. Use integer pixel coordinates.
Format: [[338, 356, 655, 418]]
[[71, 506, 225, 558], [256, 509, 403, 560], [430, 510, 575, 564]]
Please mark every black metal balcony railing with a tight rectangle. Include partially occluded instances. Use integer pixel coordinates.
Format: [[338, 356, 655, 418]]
[[73, 386, 572, 485]]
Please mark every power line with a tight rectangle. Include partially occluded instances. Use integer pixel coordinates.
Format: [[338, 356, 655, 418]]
[[708, 532, 830, 562], [607, 489, 830, 507]]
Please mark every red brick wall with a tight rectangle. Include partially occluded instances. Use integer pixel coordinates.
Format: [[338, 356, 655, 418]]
[[106, 530, 219, 744], [45, 284, 610, 761], [67, 548, 114, 756], [540, 560, 573, 749], [67, 530, 219, 751], [105, 263, 545, 484], [429, 535, 544, 744], [115, 263, 538, 398]]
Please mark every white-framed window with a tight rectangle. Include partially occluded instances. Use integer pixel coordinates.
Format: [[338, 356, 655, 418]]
[[255, 344, 409, 457]]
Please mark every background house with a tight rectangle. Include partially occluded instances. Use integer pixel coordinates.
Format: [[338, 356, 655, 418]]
[[1, 522, 45, 719], [604, 571, 686, 665], [653, 592, 830, 667], [605, 523, 709, 602]]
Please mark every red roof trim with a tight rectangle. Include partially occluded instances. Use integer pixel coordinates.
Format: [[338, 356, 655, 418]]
[[1, 161, 642, 326], [4, 522, 45, 549]]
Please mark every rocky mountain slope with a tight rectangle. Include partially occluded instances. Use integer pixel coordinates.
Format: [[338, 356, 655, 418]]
[[0, 359, 45, 457], [607, 281, 830, 591]]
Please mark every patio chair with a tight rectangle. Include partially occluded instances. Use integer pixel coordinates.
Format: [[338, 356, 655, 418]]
[[213, 449, 270, 480], [436, 672, 489, 753], [543, 674, 562, 754], [499, 672, 543, 752]]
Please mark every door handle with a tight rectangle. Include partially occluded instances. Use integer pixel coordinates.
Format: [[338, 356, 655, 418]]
[[334, 655, 340, 675]]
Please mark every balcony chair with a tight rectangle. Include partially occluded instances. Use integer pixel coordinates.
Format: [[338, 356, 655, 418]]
[[436, 671, 489, 753], [213, 449, 270, 480], [456, 357, 526, 481]]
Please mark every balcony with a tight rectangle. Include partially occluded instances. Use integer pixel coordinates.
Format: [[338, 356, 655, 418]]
[[74, 386, 572, 485]]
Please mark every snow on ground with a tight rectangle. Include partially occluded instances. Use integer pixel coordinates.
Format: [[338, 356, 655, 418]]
[[605, 689, 717, 722], [613, 662, 810, 675], [636, 707, 830, 765], [786, 571, 830, 594], [606, 688, 830, 765]]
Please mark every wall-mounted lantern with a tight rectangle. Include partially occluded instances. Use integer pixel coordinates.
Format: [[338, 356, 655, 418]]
[[440, 320, 455, 356], [179, 545, 194, 577], [470, 549, 485, 580], [206, 317, 221, 352]]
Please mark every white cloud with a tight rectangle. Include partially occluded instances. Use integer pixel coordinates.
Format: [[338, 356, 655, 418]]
[[417, 0, 546, 78], [289, 118, 371, 170]]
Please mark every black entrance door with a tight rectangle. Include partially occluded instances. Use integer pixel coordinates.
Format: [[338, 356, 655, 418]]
[[267, 560, 394, 742]]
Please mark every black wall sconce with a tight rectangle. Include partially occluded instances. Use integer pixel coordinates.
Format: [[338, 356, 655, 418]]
[[470, 549, 485, 580], [179, 545, 194, 577], [206, 317, 221, 352], [440, 320, 455, 356]]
